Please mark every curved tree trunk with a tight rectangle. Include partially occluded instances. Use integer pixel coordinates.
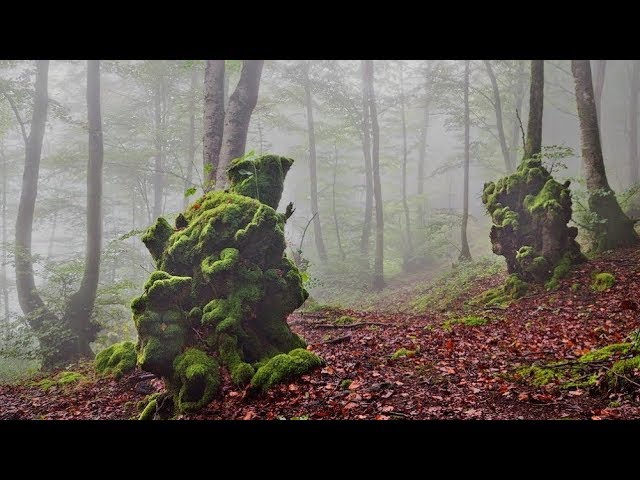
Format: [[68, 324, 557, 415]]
[[215, 60, 264, 189], [524, 60, 544, 159], [365, 60, 384, 290], [484, 60, 513, 173], [359, 60, 373, 257], [459, 60, 472, 262], [63, 59, 104, 358], [571, 59, 639, 251], [302, 61, 328, 263], [399, 62, 413, 267], [203, 60, 225, 187]]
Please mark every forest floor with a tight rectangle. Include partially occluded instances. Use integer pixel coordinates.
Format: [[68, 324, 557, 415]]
[[1, 247, 640, 420]]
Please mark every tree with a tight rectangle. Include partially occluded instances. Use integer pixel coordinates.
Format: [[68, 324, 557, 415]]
[[1, 144, 8, 322], [332, 144, 346, 261], [364, 61, 384, 290], [592, 60, 607, 126], [202, 60, 225, 187], [571, 59, 639, 251], [524, 60, 544, 159], [629, 61, 640, 186], [360, 60, 374, 256], [302, 61, 328, 262], [215, 61, 264, 189], [183, 66, 199, 209], [459, 60, 472, 262], [417, 61, 433, 228], [484, 60, 513, 173], [399, 61, 414, 267]]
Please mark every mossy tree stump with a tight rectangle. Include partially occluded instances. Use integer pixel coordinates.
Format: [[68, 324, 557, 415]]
[[482, 159, 585, 292], [123, 155, 322, 416]]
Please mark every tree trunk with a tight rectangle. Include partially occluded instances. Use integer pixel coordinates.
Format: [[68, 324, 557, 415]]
[[184, 67, 198, 209], [525, 60, 544, 159], [399, 62, 413, 268], [417, 61, 432, 228], [14, 61, 64, 368], [510, 60, 526, 167], [593, 60, 607, 127], [215, 60, 264, 189], [152, 76, 164, 219], [1, 145, 8, 321], [332, 145, 345, 261], [365, 60, 384, 290], [63, 60, 104, 358], [203, 60, 225, 187], [571, 59, 639, 251], [359, 60, 374, 257], [459, 60, 472, 262], [46, 211, 57, 260], [630, 61, 640, 186], [484, 60, 513, 173], [302, 61, 328, 263]]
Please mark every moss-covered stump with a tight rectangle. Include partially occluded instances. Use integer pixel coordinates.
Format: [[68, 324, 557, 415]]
[[482, 159, 585, 290], [115, 155, 322, 417]]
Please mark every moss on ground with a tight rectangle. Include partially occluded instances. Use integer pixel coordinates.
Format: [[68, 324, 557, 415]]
[[95, 341, 136, 379]]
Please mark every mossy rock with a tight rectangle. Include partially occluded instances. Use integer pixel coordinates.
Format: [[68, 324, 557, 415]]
[[482, 159, 584, 290], [250, 348, 323, 392], [130, 155, 318, 415], [592, 272, 615, 292], [95, 341, 136, 379]]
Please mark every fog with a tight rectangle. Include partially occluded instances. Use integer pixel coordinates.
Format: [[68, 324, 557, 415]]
[[0, 59, 637, 354]]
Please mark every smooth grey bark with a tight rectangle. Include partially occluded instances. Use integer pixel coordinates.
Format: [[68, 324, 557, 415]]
[[417, 61, 432, 228], [593, 60, 607, 126], [630, 61, 640, 186], [302, 61, 328, 263], [510, 60, 526, 167], [484, 60, 513, 173], [459, 60, 472, 262], [332, 145, 346, 261], [571, 60, 638, 251], [203, 60, 225, 186], [1, 145, 8, 322], [399, 62, 413, 266], [359, 60, 374, 256], [183, 67, 198, 209], [215, 60, 264, 189], [46, 211, 57, 260], [365, 60, 384, 290], [152, 74, 165, 219], [63, 59, 104, 358], [524, 60, 544, 159]]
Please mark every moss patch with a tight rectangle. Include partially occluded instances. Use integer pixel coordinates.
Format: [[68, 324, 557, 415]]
[[173, 348, 221, 413], [391, 348, 417, 359], [95, 341, 136, 379], [250, 348, 323, 392], [592, 272, 615, 292], [36, 371, 85, 391], [333, 315, 357, 326]]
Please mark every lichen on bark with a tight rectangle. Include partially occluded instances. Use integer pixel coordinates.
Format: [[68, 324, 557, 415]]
[[482, 158, 584, 292], [99, 154, 321, 416]]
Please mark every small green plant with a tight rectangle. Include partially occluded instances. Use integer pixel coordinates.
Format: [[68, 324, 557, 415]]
[[333, 315, 357, 326], [570, 283, 580, 293], [339, 379, 352, 389], [592, 272, 615, 292], [391, 348, 416, 359]]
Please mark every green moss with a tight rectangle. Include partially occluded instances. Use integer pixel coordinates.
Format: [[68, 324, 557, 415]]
[[227, 154, 294, 210], [391, 348, 416, 359], [339, 379, 352, 389], [579, 343, 631, 363], [95, 341, 136, 379], [480, 274, 528, 306], [250, 348, 323, 392], [516, 365, 562, 387], [173, 348, 221, 412], [333, 315, 357, 325], [545, 253, 573, 290], [139, 399, 157, 420], [142, 217, 173, 263], [608, 356, 640, 386], [36, 371, 85, 391], [570, 283, 580, 293], [592, 272, 615, 292]]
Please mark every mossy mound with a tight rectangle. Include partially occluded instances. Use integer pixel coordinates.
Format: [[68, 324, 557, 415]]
[[115, 155, 320, 416], [36, 371, 85, 391], [442, 315, 488, 331], [390, 348, 417, 359], [478, 274, 529, 306], [95, 341, 136, 379], [482, 159, 584, 291], [592, 272, 615, 292]]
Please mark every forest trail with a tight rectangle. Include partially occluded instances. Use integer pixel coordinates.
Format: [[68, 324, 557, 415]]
[[1, 246, 639, 420]]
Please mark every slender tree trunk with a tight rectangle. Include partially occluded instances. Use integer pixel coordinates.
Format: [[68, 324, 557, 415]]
[[63, 59, 104, 358], [417, 61, 432, 229], [510, 60, 526, 167], [484, 60, 513, 173], [365, 60, 384, 290], [593, 60, 607, 127], [215, 60, 264, 189], [1, 145, 8, 321], [184, 67, 198, 209], [359, 60, 374, 256], [571, 59, 639, 251], [152, 77, 164, 219], [46, 211, 57, 260], [459, 60, 472, 262], [332, 145, 345, 261], [630, 61, 640, 186], [14, 61, 64, 367], [203, 60, 225, 186], [399, 62, 413, 267], [301, 61, 328, 263], [524, 60, 544, 159]]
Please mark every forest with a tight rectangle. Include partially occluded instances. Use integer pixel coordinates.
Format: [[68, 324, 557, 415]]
[[0, 59, 639, 420]]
